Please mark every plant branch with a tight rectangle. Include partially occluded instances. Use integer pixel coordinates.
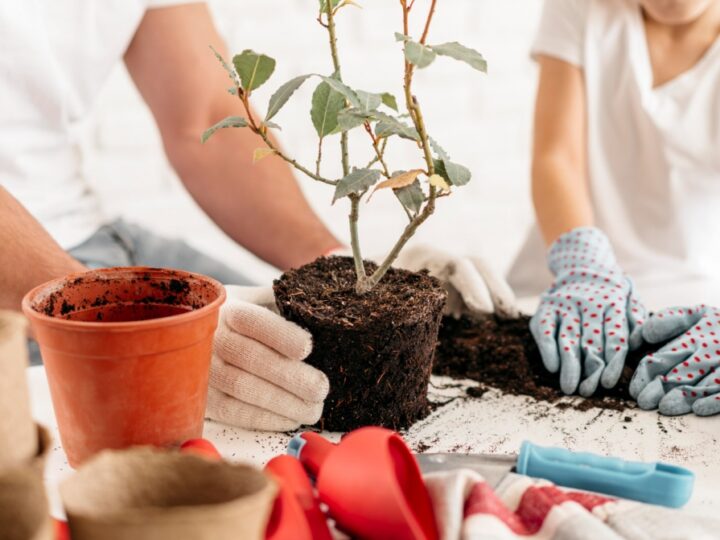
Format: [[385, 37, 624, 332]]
[[237, 88, 337, 186], [325, 5, 350, 178], [315, 139, 324, 177], [419, 0, 437, 44], [364, 122, 390, 178], [348, 194, 366, 280]]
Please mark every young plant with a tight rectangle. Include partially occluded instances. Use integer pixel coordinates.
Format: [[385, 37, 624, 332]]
[[203, 0, 486, 294]]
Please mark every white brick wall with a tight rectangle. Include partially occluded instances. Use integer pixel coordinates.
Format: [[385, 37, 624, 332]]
[[83, 0, 542, 283]]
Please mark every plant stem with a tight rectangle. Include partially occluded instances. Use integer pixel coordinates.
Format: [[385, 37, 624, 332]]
[[364, 122, 390, 178], [354, 0, 441, 292], [325, 0, 366, 283], [315, 139, 324, 177]]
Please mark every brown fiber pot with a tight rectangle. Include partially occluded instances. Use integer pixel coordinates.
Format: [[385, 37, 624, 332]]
[[22, 267, 225, 467], [274, 256, 447, 431], [60, 447, 277, 540]]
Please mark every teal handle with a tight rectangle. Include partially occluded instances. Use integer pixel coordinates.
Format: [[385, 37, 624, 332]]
[[516, 441, 694, 508]]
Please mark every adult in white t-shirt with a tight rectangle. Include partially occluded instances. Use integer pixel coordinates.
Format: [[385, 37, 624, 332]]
[[510, 0, 720, 416], [0, 2, 512, 430]]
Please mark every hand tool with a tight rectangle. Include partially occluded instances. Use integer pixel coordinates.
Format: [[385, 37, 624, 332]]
[[416, 441, 694, 508]]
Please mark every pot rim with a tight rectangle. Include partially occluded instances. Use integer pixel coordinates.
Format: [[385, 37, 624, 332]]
[[21, 267, 226, 331]]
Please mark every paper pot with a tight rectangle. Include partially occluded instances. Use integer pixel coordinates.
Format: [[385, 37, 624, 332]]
[[22, 267, 226, 467], [0, 425, 53, 540], [60, 447, 277, 540], [0, 310, 36, 472]]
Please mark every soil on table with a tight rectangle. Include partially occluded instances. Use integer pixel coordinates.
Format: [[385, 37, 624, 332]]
[[274, 256, 447, 432], [434, 314, 658, 412]]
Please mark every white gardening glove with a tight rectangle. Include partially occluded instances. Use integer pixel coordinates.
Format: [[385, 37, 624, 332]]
[[393, 245, 520, 319], [206, 286, 329, 432]]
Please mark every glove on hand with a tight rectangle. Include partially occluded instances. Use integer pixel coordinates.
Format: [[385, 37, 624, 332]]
[[630, 305, 720, 416], [393, 244, 519, 319], [206, 286, 329, 431], [530, 227, 647, 396]]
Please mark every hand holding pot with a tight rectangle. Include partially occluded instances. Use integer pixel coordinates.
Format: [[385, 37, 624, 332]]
[[530, 227, 647, 396], [206, 286, 330, 431], [630, 305, 720, 416], [392, 244, 520, 319]]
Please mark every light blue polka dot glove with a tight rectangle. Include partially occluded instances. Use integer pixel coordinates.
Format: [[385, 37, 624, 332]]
[[629, 305, 720, 416], [530, 227, 647, 396]]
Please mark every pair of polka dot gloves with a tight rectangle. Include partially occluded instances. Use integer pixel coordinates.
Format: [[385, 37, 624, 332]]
[[531, 227, 720, 415]]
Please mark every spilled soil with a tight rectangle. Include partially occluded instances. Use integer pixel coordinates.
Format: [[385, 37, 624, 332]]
[[433, 314, 658, 412]]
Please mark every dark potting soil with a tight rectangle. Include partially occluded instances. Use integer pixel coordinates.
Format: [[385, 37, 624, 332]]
[[274, 256, 447, 432], [433, 315, 658, 412]]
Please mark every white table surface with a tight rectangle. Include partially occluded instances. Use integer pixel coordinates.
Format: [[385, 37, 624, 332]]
[[28, 365, 719, 519]]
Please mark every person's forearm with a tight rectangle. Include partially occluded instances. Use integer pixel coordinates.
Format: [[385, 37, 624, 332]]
[[0, 188, 86, 310], [531, 156, 594, 246]]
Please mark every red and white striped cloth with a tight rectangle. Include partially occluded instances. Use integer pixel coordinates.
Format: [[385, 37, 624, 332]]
[[424, 470, 719, 540]]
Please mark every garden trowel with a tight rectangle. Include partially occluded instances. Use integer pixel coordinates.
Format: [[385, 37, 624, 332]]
[[416, 441, 695, 509]]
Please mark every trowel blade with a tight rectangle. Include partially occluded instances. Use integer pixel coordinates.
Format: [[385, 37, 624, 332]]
[[415, 453, 517, 488]]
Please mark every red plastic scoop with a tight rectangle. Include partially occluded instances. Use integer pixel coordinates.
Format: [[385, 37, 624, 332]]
[[289, 427, 438, 540], [264, 455, 332, 540]]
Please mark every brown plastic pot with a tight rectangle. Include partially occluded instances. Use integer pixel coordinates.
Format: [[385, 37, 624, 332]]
[[22, 267, 226, 467]]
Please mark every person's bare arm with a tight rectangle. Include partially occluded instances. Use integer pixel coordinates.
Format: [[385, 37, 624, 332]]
[[123, 3, 341, 271], [532, 55, 593, 246], [0, 188, 86, 310]]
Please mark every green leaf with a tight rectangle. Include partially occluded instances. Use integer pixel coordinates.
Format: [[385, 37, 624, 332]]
[[433, 159, 471, 187], [404, 40, 436, 69], [233, 50, 276, 92], [210, 45, 239, 84], [430, 42, 487, 73], [380, 92, 398, 111], [262, 120, 281, 130], [356, 90, 382, 113], [394, 180, 425, 215], [318, 76, 361, 108], [201, 116, 248, 143], [429, 136, 450, 161], [311, 82, 346, 138], [333, 168, 382, 202], [319, 0, 342, 11], [374, 112, 419, 140], [395, 32, 410, 42], [266, 75, 311, 121], [334, 108, 369, 133]]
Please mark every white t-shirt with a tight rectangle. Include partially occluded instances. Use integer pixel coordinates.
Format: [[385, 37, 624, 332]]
[[0, 0, 196, 250], [508, 0, 720, 310]]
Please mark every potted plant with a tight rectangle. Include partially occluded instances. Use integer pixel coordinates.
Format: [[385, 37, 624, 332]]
[[203, 0, 487, 430]]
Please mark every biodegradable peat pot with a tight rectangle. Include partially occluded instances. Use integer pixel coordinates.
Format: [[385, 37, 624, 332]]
[[0, 310, 37, 471], [60, 447, 277, 540], [22, 267, 226, 467], [0, 425, 53, 540], [274, 256, 446, 431]]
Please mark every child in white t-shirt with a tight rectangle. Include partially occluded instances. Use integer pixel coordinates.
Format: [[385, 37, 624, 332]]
[[511, 0, 720, 415]]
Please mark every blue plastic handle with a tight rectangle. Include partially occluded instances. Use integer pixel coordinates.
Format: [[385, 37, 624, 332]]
[[516, 441, 694, 508]]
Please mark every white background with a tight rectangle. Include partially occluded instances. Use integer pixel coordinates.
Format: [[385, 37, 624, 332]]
[[81, 0, 541, 283]]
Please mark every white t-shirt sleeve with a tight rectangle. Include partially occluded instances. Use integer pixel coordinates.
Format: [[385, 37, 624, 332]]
[[531, 0, 588, 67], [147, 0, 204, 8]]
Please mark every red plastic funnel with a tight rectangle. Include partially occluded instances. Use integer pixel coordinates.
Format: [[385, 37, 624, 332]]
[[264, 455, 332, 540], [289, 427, 438, 540]]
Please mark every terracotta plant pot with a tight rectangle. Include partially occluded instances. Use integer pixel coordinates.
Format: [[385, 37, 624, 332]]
[[0, 310, 37, 471], [60, 447, 277, 540], [22, 267, 225, 467], [0, 425, 53, 540], [274, 257, 446, 431]]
